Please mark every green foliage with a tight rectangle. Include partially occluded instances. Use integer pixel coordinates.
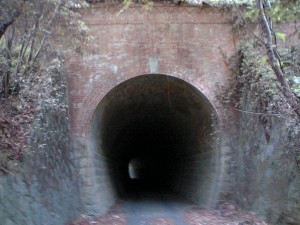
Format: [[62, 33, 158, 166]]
[[0, 0, 91, 173], [225, 41, 275, 109], [143, 1, 154, 10], [220, 0, 300, 168], [231, 0, 300, 36], [233, 41, 300, 115], [222, 40, 300, 166], [275, 32, 286, 41], [260, 55, 268, 65], [119, 0, 155, 13], [268, 0, 300, 22], [123, 0, 133, 10], [283, 47, 300, 98], [243, 6, 259, 22], [0, 0, 91, 91]]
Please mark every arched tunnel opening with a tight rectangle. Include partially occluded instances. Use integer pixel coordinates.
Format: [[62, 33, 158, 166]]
[[88, 74, 221, 212]]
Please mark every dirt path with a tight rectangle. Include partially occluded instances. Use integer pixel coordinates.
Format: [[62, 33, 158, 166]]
[[69, 194, 267, 225], [124, 194, 188, 225]]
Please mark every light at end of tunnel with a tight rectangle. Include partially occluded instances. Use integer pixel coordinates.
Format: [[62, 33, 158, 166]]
[[128, 158, 144, 180]]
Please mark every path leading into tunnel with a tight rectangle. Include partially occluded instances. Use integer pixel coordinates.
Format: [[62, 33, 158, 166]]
[[123, 193, 189, 225], [69, 193, 268, 225]]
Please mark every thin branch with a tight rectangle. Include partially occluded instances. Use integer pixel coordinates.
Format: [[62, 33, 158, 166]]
[[269, 12, 285, 74], [19, 21, 38, 69], [0, 166, 15, 175], [32, 37, 46, 64], [26, 4, 44, 65], [28, 2, 64, 68], [253, 32, 266, 46], [15, 34, 27, 74], [232, 1, 265, 46]]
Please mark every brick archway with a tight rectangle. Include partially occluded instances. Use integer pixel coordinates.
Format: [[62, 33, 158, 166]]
[[82, 74, 223, 214], [65, 3, 235, 215]]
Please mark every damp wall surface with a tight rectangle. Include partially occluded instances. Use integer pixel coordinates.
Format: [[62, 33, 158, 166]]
[[228, 96, 300, 225]]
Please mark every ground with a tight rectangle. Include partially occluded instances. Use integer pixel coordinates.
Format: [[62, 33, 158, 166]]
[[69, 194, 267, 225], [0, 97, 34, 174]]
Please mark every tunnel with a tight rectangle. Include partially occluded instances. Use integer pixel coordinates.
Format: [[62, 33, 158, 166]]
[[87, 74, 221, 213]]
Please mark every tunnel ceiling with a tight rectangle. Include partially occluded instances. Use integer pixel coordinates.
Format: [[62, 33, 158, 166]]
[[89, 74, 220, 206]]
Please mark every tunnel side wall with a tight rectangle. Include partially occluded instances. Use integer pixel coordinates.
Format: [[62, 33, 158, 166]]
[[85, 103, 117, 214], [227, 97, 300, 224], [0, 65, 82, 225], [172, 113, 221, 207]]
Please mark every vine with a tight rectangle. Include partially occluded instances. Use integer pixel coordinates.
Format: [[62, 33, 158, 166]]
[[222, 39, 300, 166]]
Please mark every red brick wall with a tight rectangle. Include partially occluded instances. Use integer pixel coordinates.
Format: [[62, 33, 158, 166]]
[[65, 3, 235, 137]]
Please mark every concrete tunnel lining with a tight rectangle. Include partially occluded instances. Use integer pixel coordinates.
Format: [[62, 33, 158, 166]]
[[87, 74, 221, 213]]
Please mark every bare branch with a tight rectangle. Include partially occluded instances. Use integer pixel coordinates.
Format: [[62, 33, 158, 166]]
[[30, 2, 64, 66]]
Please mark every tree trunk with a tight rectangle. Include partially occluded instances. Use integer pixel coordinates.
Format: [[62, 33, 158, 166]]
[[2, 71, 10, 98]]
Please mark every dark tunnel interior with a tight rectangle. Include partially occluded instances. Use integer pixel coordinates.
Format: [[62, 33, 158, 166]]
[[88, 74, 220, 209]]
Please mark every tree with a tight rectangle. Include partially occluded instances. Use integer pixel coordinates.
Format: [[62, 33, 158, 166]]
[[0, 0, 25, 98], [0, 0, 90, 173], [256, 0, 300, 117], [0, 0, 89, 98]]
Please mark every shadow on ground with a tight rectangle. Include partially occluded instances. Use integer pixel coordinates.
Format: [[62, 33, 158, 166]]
[[69, 193, 267, 225]]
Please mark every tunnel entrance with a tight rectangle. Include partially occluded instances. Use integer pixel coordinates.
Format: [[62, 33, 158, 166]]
[[88, 74, 221, 213]]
